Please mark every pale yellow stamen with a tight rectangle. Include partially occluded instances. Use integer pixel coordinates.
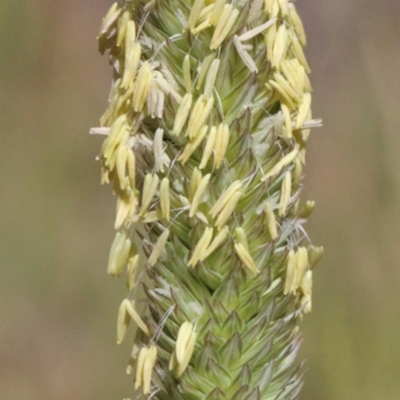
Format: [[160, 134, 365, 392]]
[[214, 123, 229, 168], [135, 347, 147, 390], [117, 10, 130, 47], [300, 270, 313, 313], [265, 20, 277, 60], [108, 231, 131, 277], [201, 226, 229, 260], [125, 20, 136, 56], [190, 174, 211, 217], [264, 202, 278, 240], [210, 5, 239, 50], [271, 24, 288, 68], [294, 247, 308, 288], [199, 126, 217, 169], [199, 3, 215, 22], [293, 157, 302, 189], [178, 125, 209, 164], [309, 246, 324, 269], [281, 103, 293, 139], [269, 80, 295, 109], [189, 168, 203, 201], [279, 171, 292, 216], [261, 147, 298, 182], [273, 72, 301, 104], [130, 211, 159, 224], [234, 243, 259, 274], [175, 321, 194, 364], [139, 174, 159, 216], [210, 0, 226, 26], [102, 114, 128, 161], [148, 229, 170, 266], [121, 42, 141, 89], [125, 299, 151, 336], [204, 59, 220, 99], [188, 227, 214, 267], [176, 330, 196, 377], [160, 178, 170, 221], [186, 95, 214, 139], [296, 93, 312, 129], [271, 0, 280, 18], [209, 181, 242, 218], [142, 345, 157, 395], [264, 0, 274, 13], [289, 29, 311, 72], [117, 299, 150, 344], [172, 93, 193, 136], [132, 62, 153, 112], [99, 2, 120, 35], [197, 53, 216, 90], [185, 95, 205, 138], [288, 4, 307, 46], [284, 249, 296, 295], [188, 0, 205, 31], [183, 55, 192, 93], [215, 190, 242, 229], [237, 17, 277, 42], [116, 145, 128, 189], [235, 227, 249, 250], [115, 191, 138, 229], [277, 0, 289, 16], [299, 200, 315, 219]]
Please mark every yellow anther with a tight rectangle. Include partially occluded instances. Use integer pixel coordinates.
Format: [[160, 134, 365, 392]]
[[209, 181, 242, 218], [264, 202, 279, 240], [186, 95, 214, 139], [210, 5, 239, 49], [215, 190, 242, 229], [121, 42, 141, 89], [190, 173, 211, 217], [188, 227, 214, 267], [296, 93, 312, 129], [271, 24, 288, 68], [234, 243, 259, 274], [140, 173, 160, 216], [279, 171, 292, 216], [197, 53, 216, 90], [148, 229, 170, 266], [179, 125, 209, 164], [188, 0, 205, 31], [117, 299, 150, 344], [214, 123, 229, 169], [284, 249, 296, 295], [261, 147, 298, 182], [108, 231, 131, 277], [201, 226, 229, 260], [183, 55, 192, 93], [132, 62, 153, 112], [160, 178, 170, 221], [173, 93, 193, 136], [199, 126, 217, 169], [204, 59, 220, 99], [210, 0, 226, 26]]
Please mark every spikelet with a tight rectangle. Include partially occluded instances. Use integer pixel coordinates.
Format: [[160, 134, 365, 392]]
[[94, 1, 321, 398]]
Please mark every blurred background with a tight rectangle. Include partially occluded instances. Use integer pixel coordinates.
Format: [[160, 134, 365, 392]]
[[0, 0, 399, 399]]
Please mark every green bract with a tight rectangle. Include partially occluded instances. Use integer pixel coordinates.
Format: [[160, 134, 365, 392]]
[[94, 0, 323, 398]]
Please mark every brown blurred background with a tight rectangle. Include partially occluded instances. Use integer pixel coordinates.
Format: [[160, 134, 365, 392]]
[[1, 1, 399, 399]]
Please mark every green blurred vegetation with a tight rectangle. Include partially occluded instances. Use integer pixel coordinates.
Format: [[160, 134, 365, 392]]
[[1, 1, 399, 399]]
